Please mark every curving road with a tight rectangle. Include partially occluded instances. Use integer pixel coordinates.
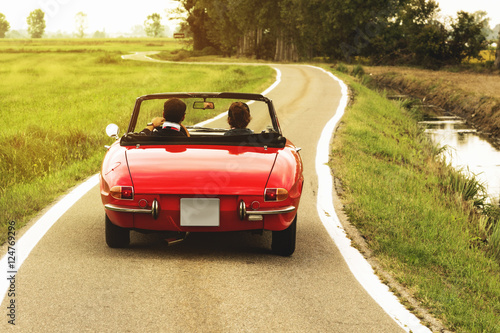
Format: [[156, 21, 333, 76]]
[[1, 55, 420, 332]]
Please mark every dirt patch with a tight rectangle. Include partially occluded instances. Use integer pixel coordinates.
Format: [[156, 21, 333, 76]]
[[365, 66, 500, 147]]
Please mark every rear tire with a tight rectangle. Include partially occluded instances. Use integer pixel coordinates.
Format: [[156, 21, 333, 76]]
[[272, 215, 297, 256], [105, 214, 130, 248]]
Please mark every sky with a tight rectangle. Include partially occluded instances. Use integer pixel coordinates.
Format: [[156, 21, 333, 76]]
[[435, 0, 500, 28], [0, 0, 499, 36], [0, 0, 182, 35]]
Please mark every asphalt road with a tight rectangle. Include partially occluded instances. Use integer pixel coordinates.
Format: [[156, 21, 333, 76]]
[[1, 60, 406, 332]]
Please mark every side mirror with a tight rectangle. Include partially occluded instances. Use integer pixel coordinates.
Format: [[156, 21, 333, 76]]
[[106, 123, 120, 139]]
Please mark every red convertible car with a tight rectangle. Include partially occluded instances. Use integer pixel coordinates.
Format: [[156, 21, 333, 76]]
[[100, 93, 303, 256]]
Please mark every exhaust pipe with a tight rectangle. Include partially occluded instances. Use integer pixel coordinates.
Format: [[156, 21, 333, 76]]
[[165, 232, 189, 246]]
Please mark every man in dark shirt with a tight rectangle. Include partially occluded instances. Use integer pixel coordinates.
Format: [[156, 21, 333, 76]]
[[141, 98, 189, 137]]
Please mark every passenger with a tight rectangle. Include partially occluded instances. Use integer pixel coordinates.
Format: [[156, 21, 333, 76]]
[[141, 98, 190, 137], [224, 102, 254, 136]]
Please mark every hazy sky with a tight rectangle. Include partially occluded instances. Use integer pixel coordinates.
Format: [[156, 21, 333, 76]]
[[0, 0, 181, 34], [0, 0, 499, 35], [436, 0, 500, 27]]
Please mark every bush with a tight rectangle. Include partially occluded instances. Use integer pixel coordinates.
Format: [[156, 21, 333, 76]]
[[200, 46, 218, 56], [351, 64, 365, 78], [96, 53, 119, 64], [173, 49, 191, 61], [490, 222, 500, 261], [335, 63, 348, 73]]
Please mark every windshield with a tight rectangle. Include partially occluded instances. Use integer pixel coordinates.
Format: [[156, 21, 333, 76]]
[[134, 96, 276, 136]]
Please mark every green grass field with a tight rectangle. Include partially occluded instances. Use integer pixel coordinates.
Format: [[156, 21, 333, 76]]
[[0, 39, 274, 243]]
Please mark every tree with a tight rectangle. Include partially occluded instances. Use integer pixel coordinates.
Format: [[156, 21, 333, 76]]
[[449, 11, 488, 64], [144, 13, 163, 37], [0, 13, 10, 38], [93, 30, 106, 38], [473, 11, 491, 40], [201, 0, 240, 56], [27, 9, 46, 38], [401, 0, 447, 67], [175, 0, 212, 50], [75, 12, 88, 38], [410, 22, 449, 68], [358, 0, 456, 67], [296, 0, 405, 61]]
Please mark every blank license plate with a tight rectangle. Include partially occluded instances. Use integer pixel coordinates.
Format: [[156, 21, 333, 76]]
[[180, 198, 220, 227]]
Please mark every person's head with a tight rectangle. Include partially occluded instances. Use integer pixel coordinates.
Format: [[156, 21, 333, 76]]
[[163, 98, 186, 123], [228, 102, 251, 129]]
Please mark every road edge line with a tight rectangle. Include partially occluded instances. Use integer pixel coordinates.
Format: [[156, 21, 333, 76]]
[[0, 174, 100, 305], [312, 65, 431, 333]]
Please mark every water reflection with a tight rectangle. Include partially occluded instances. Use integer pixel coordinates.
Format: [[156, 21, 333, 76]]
[[420, 115, 500, 203]]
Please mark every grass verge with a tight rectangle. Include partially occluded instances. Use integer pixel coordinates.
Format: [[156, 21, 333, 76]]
[[327, 69, 500, 332], [0, 42, 274, 244]]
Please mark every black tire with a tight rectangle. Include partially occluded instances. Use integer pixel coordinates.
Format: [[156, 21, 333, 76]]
[[105, 214, 130, 248], [272, 215, 297, 256]]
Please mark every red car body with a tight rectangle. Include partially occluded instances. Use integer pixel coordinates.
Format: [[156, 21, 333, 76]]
[[100, 93, 303, 255]]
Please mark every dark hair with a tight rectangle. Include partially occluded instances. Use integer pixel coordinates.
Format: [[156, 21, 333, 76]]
[[228, 102, 251, 129], [163, 98, 186, 123]]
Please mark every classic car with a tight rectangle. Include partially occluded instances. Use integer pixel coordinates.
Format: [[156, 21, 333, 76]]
[[100, 92, 303, 256]]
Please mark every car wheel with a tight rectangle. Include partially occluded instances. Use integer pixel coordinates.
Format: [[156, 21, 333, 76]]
[[105, 214, 130, 248], [272, 215, 296, 256]]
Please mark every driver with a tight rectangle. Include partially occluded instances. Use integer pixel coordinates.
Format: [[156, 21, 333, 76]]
[[141, 98, 190, 137]]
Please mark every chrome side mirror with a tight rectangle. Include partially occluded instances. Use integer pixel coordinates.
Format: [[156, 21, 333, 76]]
[[105, 123, 119, 139]]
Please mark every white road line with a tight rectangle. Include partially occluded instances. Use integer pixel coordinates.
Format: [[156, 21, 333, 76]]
[[261, 67, 282, 96], [312, 65, 431, 333]]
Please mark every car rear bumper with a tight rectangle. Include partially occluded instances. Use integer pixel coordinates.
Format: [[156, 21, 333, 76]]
[[104, 202, 295, 219], [104, 198, 297, 232]]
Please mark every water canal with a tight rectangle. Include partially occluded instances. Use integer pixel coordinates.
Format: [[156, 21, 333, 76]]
[[420, 112, 500, 204]]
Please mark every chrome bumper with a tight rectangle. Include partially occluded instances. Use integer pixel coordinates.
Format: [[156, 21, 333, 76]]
[[105, 199, 295, 222], [105, 199, 160, 219], [239, 200, 295, 221]]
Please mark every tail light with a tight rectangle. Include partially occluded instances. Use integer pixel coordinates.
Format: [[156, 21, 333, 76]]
[[110, 186, 134, 200], [264, 188, 288, 202]]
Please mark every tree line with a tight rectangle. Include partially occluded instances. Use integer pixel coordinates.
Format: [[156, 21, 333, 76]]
[[174, 0, 500, 69], [1, 1, 499, 69]]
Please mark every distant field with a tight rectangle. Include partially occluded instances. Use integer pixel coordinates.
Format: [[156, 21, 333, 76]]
[[0, 38, 186, 53], [467, 49, 498, 63], [365, 65, 500, 99], [0, 39, 274, 243]]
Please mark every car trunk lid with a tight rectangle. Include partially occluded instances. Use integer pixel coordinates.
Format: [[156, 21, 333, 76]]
[[126, 145, 279, 195]]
